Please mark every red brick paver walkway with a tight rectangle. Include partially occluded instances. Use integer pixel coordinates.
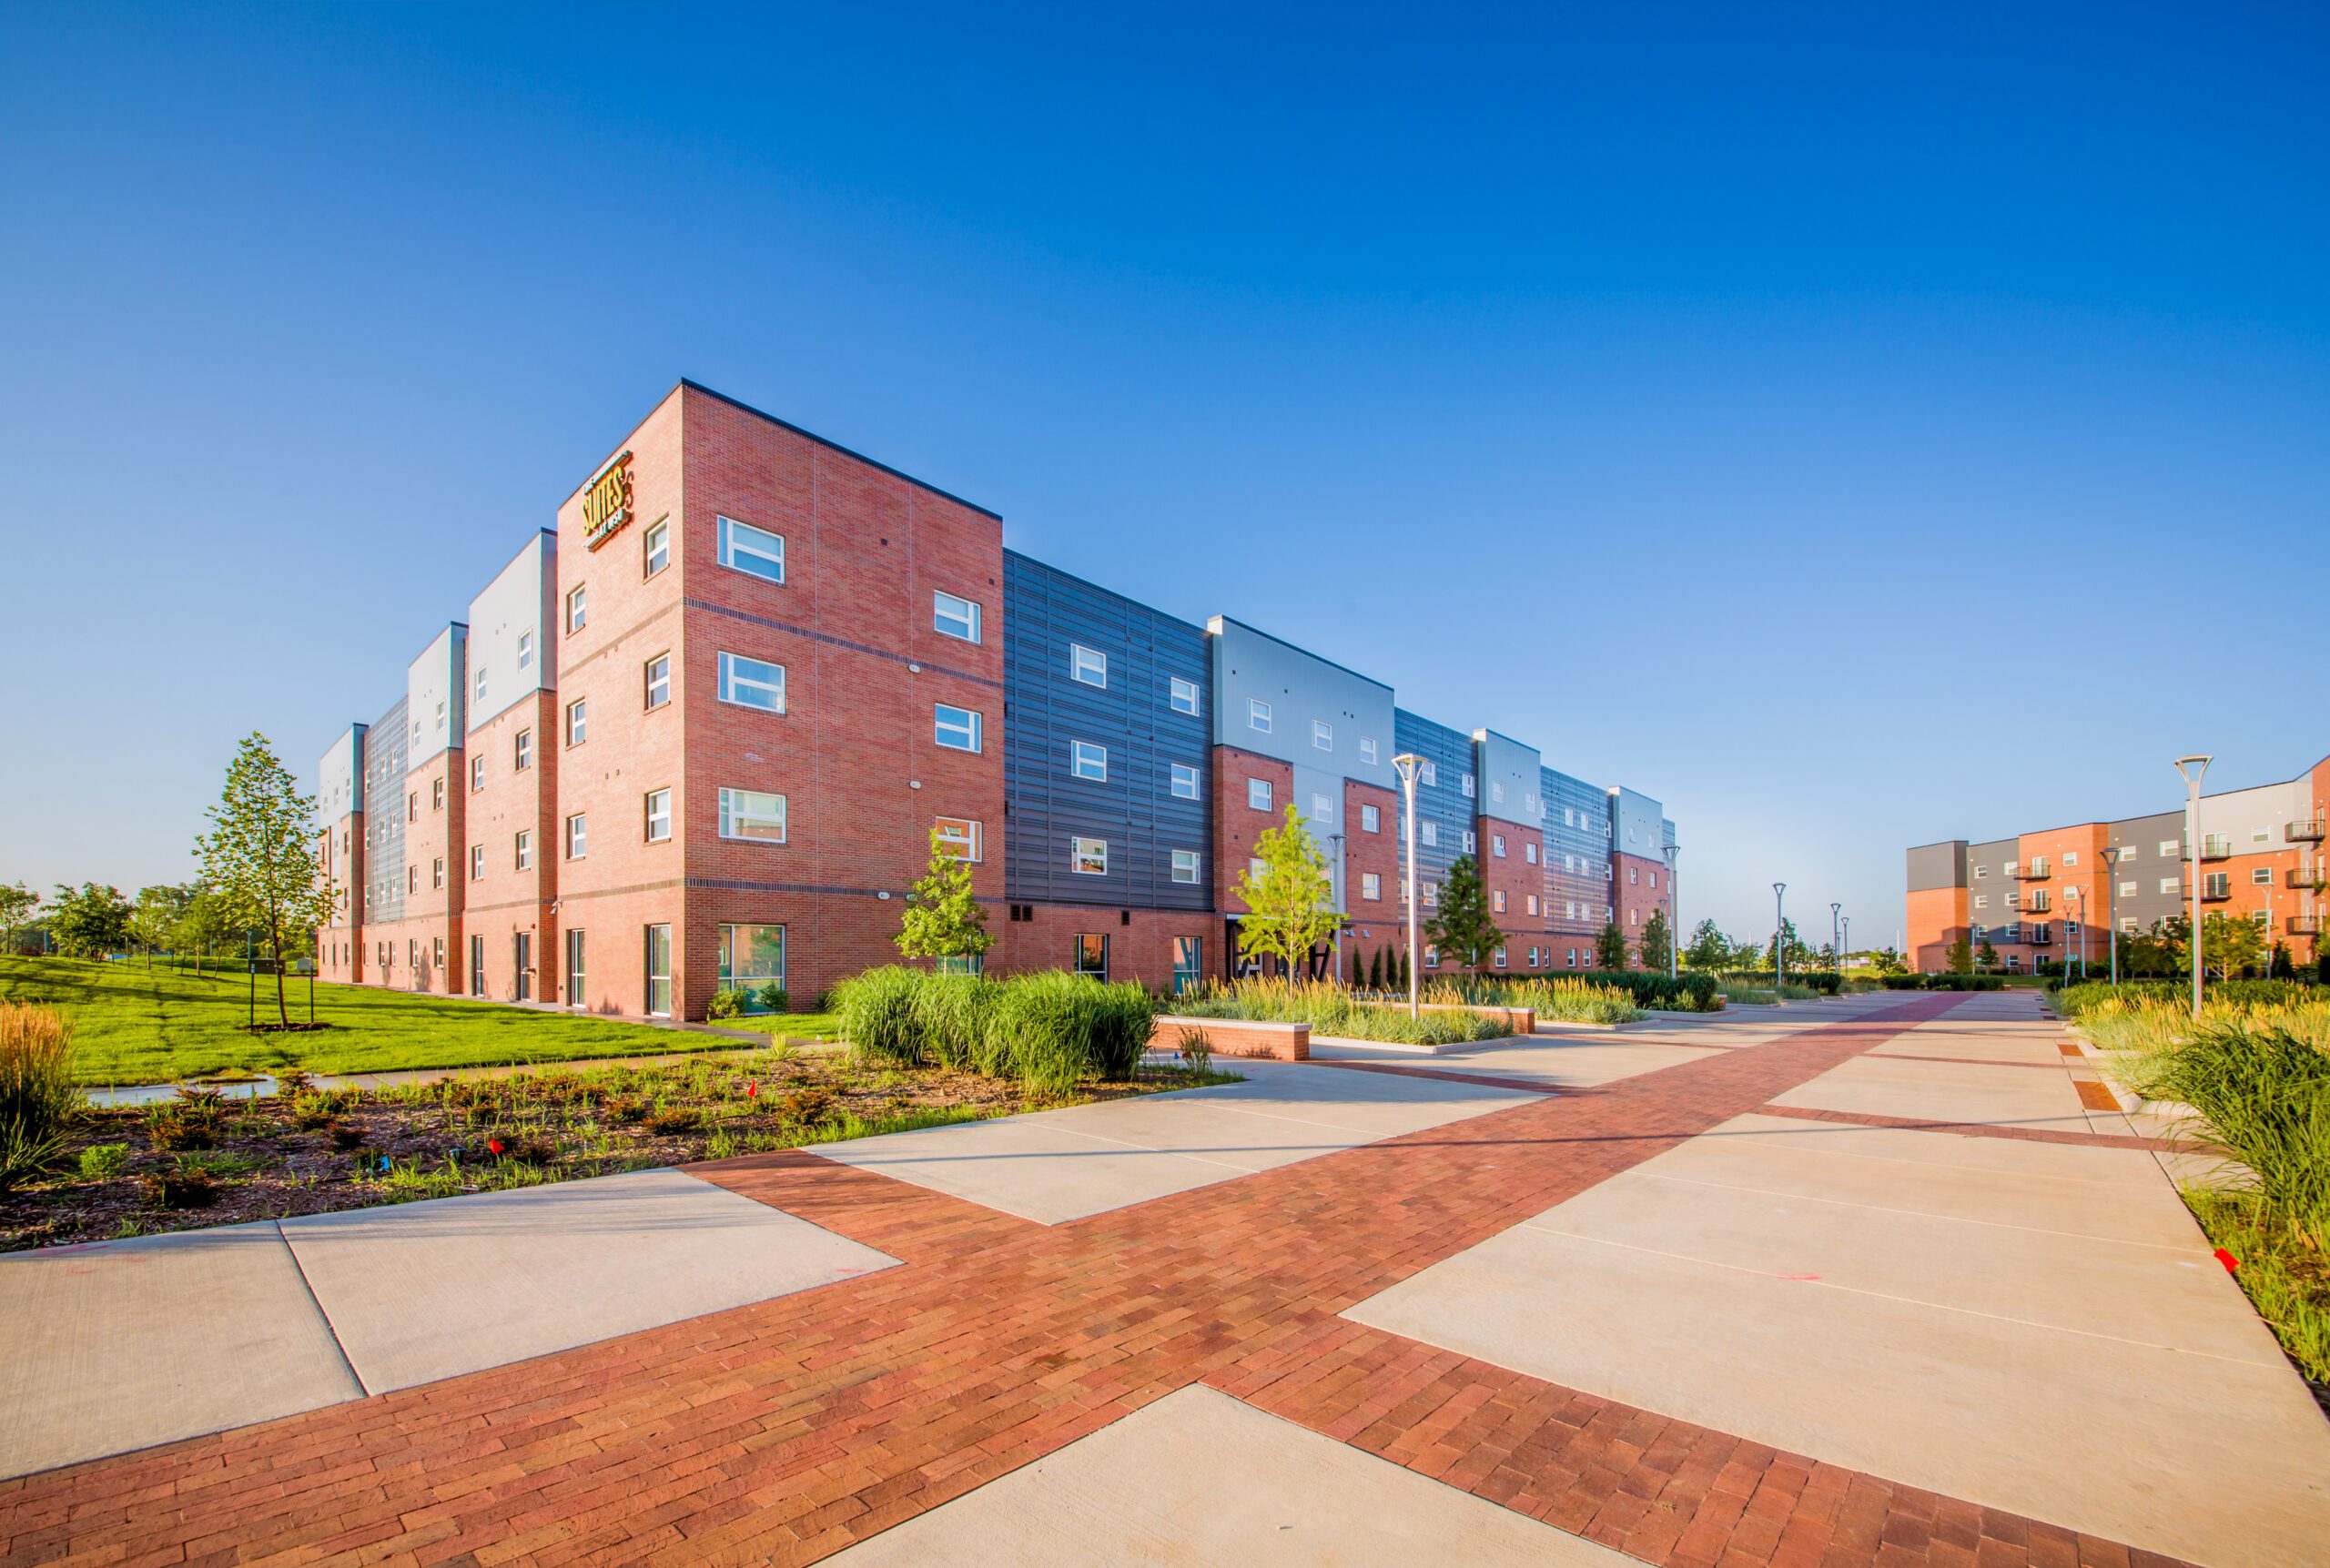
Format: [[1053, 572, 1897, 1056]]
[[0, 994, 2195, 1566]]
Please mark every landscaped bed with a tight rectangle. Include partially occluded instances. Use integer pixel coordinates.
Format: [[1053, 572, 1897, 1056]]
[[1, 1039, 1238, 1253]]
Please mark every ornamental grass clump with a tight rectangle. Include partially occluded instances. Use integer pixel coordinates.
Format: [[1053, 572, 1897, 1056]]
[[835, 966, 923, 1067], [1528, 977, 1645, 1025], [907, 973, 1003, 1073], [2127, 1021, 2330, 1250], [990, 970, 1124, 1095], [0, 1003, 82, 1189]]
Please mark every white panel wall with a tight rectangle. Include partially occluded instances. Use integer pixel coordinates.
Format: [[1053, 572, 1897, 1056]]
[[464, 531, 557, 733], [408, 624, 468, 766]]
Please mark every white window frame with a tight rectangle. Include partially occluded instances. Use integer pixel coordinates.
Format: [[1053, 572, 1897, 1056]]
[[1170, 849, 1200, 884], [1071, 836, 1109, 875], [1362, 804, 1380, 833], [645, 787, 673, 843], [1169, 676, 1200, 715], [644, 652, 672, 709], [516, 631, 533, 673], [566, 698, 587, 746], [932, 590, 980, 642], [717, 651, 786, 713], [1070, 643, 1108, 687], [716, 515, 785, 582], [566, 584, 587, 633], [1492, 834, 1506, 858], [934, 703, 983, 753], [1312, 793, 1332, 819], [1312, 719, 1332, 750], [1360, 737, 1378, 765], [1070, 741, 1109, 782], [470, 755, 485, 793], [1421, 761, 1437, 787], [643, 518, 670, 576], [1248, 777, 1272, 812], [1421, 821, 1438, 846], [1362, 872, 1381, 901], [515, 830, 532, 872], [1248, 697, 1271, 733], [934, 817, 983, 862], [1170, 763, 1200, 800], [1462, 773, 1476, 799], [566, 814, 587, 859], [469, 845, 484, 881], [514, 729, 532, 771], [717, 786, 787, 844]]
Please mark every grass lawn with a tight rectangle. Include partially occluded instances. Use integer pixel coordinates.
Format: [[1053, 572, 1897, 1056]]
[[0, 956, 841, 1085]]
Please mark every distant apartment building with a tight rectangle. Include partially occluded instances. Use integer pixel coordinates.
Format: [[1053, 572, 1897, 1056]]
[[316, 380, 1684, 1019], [1904, 754, 2329, 973]]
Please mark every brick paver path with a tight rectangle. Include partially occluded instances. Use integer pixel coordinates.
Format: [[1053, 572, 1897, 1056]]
[[0, 994, 2194, 1566]]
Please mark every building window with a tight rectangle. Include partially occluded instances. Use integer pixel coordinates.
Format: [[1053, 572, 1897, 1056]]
[[2253, 867, 2274, 885], [566, 814, 587, 858], [1525, 842, 1538, 865], [1248, 777, 1272, 812], [469, 845, 484, 881], [2120, 880, 2136, 895], [1424, 946, 1439, 969], [643, 925, 672, 1017], [1493, 946, 1507, 969], [1493, 890, 1507, 914], [645, 787, 673, 842], [514, 729, 532, 771], [1526, 894, 1539, 916], [1251, 856, 1268, 883], [932, 590, 980, 642], [1171, 849, 1200, 884], [1312, 719, 1332, 750], [517, 631, 533, 673], [1462, 773, 1475, 799], [1421, 822, 1437, 847], [515, 831, 532, 871], [471, 755, 485, 792], [643, 519, 670, 577], [1248, 698, 1271, 733], [566, 698, 586, 745], [566, 584, 587, 633], [1362, 804, 1380, 833], [934, 703, 983, 753], [717, 651, 786, 713], [1973, 865, 1988, 879], [644, 652, 672, 709], [1629, 867, 1639, 885], [1312, 793, 1332, 819], [935, 817, 982, 861], [1170, 763, 1200, 800], [1071, 741, 1108, 782], [1421, 761, 1437, 787], [408, 867, 418, 895], [1491, 781, 1504, 805], [432, 857, 444, 888], [1070, 643, 1107, 687], [1073, 934, 1109, 979], [718, 924, 785, 1003], [1169, 676, 1200, 715], [1492, 834, 1506, 858], [1361, 737, 1378, 765], [2062, 850, 2079, 867], [717, 516, 784, 582], [474, 667, 488, 707], [565, 929, 584, 1007], [1171, 936, 1202, 994], [1071, 836, 1108, 875], [2159, 840, 2179, 857], [718, 786, 786, 843], [1362, 872, 1381, 901], [1424, 882, 1439, 907], [2159, 878, 2179, 895], [1974, 895, 1988, 909]]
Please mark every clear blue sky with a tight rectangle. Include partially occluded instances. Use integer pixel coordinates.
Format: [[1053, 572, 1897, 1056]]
[[2, 2, 2324, 947]]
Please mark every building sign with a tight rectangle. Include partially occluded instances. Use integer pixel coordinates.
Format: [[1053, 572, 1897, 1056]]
[[582, 451, 633, 550]]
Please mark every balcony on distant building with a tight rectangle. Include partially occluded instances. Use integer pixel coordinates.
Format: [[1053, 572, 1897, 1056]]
[[2285, 819, 2325, 844], [2013, 860, 2051, 880], [2288, 915, 2322, 936], [2199, 835, 2234, 861], [2287, 865, 2325, 889]]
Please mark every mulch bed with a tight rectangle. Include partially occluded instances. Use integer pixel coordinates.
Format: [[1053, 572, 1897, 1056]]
[[4, 1049, 1227, 1253]]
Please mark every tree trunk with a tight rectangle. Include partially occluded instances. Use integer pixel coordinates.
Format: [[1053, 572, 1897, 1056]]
[[269, 914, 289, 1027]]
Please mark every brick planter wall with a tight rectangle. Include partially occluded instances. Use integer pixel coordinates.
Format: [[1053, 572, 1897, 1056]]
[[1151, 1016, 1309, 1061], [1361, 1000, 1532, 1036]]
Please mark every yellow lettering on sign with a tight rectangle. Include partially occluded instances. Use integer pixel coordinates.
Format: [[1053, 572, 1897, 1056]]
[[582, 452, 633, 549]]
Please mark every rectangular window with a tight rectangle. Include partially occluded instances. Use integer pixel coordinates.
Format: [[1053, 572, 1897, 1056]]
[[471, 934, 485, 997], [718, 924, 785, 1003], [517, 631, 533, 673], [1071, 836, 1108, 875], [1248, 697, 1271, 733], [514, 729, 532, 770], [1424, 946, 1439, 968], [935, 817, 983, 862], [515, 831, 532, 871], [1973, 865, 1988, 878], [645, 787, 673, 842], [408, 867, 418, 895], [1491, 781, 1504, 804], [1362, 872, 1381, 901], [2062, 850, 2078, 867], [644, 924, 672, 1017], [1493, 946, 1507, 969], [1462, 773, 1475, 799], [469, 845, 484, 880], [1251, 856, 1268, 883], [565, 929, 584, 1008], [1248, 777, 1272, 812], [471, 755, 485, 792], [2159, 878, 2179, 895], [1170, 849, 1200, 884], [566, 814, 587, 858], [2253, 866, 2274, 885], [1170, 763, 1200, 800], [2160, 840, 2179, 857], [1526, 894, 1539, 916], [566, 698, 587, 745], [932, 590, 980, 642], [1974, 895, 1988, 909], [1073, 934, 1109, 979], [717, 515, 784, 582], [1421, 761, 1436, 786], [643, 519, 670, 577], [1312, 719, 1332, 750], [1312, 793, 1332, 819], [1525, 842, 1538, 865], [2120, 880, 2136, 895], [1360, 737, 1378, 765], [1070, 643, 1107, 687], [717, 651, 786, 713], [474, 667, 488, 707], [1492, 834, 1507, 858], [1169, 676, 1200, 715], [432, 856, 444, 888], [718, 786, 787, 843], [1493, 890, 1507, 914], [566, 585, 587, 633], [1362, 804, 1380, 833], [934, 703, 983, 753], [1463, 830, 1477, 853], [644, 652, 672, 709], [1071, 740, 1108, 782], [1171, 936, 1201, 995], [434, 775, 445, 808]]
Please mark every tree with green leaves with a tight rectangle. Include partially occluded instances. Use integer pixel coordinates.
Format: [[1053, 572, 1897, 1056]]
[[128, 884, 197, 965], [1867, 946, 1908, 976], [1637, 908, 1673, 972], [46, 882, 133, 958], [1595, 919, 1628, 970], [1425, 854, 1502, 971], [1945, 936, 1973, 975], [1682, 917, 1729, 971], [1367, 946, 1383, 991], [0, 882, 37, 955], [1975, 936, 1999, 972], [896, 826, 993, 968], [1234, 805, 1340, 996], [198, 733, 343, 1027], [1763, 918, 1813, 971], [2197, 909, 2264, 978]]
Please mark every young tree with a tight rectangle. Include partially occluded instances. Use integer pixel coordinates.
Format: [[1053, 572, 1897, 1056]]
[[0, 882, 38, 955], [1367, 946, 1383, 991], [1682, 917, 1729, 971], [1763, 918, 1812, 972], [172, 885, 232, 960], [1637, 908, 1673, 972], [2198, 910, 2264, 978], [1869, 946, 1908, 976], [46, 883, 134, 957], [1945, 936, 1973, 975], [1594, 919, 1628, 970], [1425, 854, 1501, 971], [895, 826, 993, 968], [1396, 946, 1412, 992], [1234, 805, 1340, 996], [197, 733, 343, 1027], [128, 885, 196, 965], [1975, 936, 1999, 973]]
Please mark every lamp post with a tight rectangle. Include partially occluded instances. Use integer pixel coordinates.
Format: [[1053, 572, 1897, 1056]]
[[1393, 754, 1424, 1020], [1829, 902, 1841, 980], [2174, 754, 2211, 1018], [1840, 916, 1850, 980], [1773, 883, 1788, 989], [1329, 832, 1347, 987], [2064, 884, 2082, 982], [1663, 844, 1678, 981], [2099, 846, 2118, 985]]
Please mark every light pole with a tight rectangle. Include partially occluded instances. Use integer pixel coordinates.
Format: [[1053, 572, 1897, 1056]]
[[1393, 754, 1424, 1020], [2064, 884, 2082, 982], [1663, 844, 1678, 981], [2174, 754, 2211, 1018], [1773, 883, 1788, 989], [2100, 846, 2118, 985], [1830, 902, 1841, 980], [1840, 916, 1850, 980], [1329, 832, 1346, 986]]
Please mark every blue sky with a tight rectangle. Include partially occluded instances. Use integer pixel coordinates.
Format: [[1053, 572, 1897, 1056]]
[[2, 2, 2324, 946]]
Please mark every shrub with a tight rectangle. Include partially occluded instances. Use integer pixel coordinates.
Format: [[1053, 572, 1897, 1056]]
[[908, 974, 1003, 1072], [1088, 981, 1159, 1079], [78, 1141, 129, 1179], [775, 1086, 836, 1127], [1175, 1025, 1213, 1074], [756, 982, 790, 1013], [139, 1164, 219, 1209], [645, 1105, 702, 1136], [1, 1002, 81, 1189], [990, 970, 1122, 1095], [706, 988, 748, 1021], [836, 966, 923, 1067], [145, 1108, 215, 1151]]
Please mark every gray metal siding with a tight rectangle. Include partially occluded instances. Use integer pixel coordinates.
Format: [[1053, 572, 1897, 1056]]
[[1393, 710, 1474, 899], [363, 697, 410, 926], [1002, 551, 1211, 910], [1905, 841, 1968, 893], [2108, 811, 2190, 934], [1543, 767, 1610, 937]]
